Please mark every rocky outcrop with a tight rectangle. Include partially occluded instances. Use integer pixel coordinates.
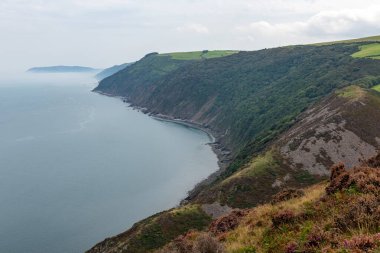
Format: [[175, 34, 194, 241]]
[[278, 86, 380, 175]]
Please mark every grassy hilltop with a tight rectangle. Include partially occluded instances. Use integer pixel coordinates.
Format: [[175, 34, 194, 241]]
[[160, 50, 239, 60]]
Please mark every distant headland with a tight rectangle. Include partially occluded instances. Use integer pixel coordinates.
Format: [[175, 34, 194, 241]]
[[27, 66, 99, 73]]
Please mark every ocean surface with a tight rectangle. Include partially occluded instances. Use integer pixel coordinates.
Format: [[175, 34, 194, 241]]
[[0, 73, 218, 253]]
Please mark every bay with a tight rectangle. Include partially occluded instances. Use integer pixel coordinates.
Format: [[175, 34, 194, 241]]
[[0, 73, 218, 253]]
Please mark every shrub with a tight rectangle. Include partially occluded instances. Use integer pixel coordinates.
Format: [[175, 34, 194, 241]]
[[209, 210, 248, 236], [342, 234, 380, 251], [285, 242, 298, 253], [271, 188, 305, 204], [193, 233, 225, 253], [326, 160, 380, 195], [335, 194, 380, 233], [306, 227, 326, 247], [271, 210, 296, 228]]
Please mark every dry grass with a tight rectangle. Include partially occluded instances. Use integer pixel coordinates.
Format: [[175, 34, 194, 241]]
[[155, 154, 380, 253], [224, 153, 380, 253], [225, 183, 326, 253]]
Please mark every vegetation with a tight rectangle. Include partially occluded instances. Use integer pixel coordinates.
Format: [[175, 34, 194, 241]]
[[160, 50, 239, 60], [351, 43, 380, 59], [313, 35, 380, 46], [336, 85, 365, 99], [88, 35, 380, 253], [153, 153, 380, 253], [192, 149, 320, 208], [86, 205, 211, 253], [96, 43, 380, 159], [95, 39, 380, 210], [223, 156, 380, 253], [372, 84, 380, 92]]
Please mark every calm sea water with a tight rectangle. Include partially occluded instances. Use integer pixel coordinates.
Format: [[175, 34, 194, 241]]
[[0, 73, 218, 253]]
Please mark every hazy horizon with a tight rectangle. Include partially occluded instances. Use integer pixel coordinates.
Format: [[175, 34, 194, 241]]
[[1, 0, 380, 73]]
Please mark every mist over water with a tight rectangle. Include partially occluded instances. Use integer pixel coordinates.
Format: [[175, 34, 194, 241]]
[[0, 73, 218, 253]]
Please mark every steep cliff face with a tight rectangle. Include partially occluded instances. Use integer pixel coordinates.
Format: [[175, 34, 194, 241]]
[[95, 44, 380, 154]]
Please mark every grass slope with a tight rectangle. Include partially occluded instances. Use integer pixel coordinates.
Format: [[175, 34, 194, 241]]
[[372, 84, 380, 92], [223, 160, 380, 253], [352, 43, 380, 59], [156, 154, 380, 253], [313, 35, 380, 46], [160, 50, 239, 60], [86, 205, 211, 253]]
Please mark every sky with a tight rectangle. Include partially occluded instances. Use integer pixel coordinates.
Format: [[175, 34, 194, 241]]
[[1, 0, 380, 73]]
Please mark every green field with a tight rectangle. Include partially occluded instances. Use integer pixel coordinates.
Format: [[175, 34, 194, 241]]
[[371, 84, 380, 92], [313, 35, 380, 46], [351, 43, 380, 59], [160, 50, 239, 60]]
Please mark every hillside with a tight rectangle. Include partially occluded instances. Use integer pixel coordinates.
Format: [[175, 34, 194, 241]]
[[88, 37, 380, 253], [95, 43, 380, 157], [313, 35, 380, 46], [95, 63, 132, 80], [189, 86, 380, 208], [156, 153, 380, 253], [27, 65, 98, 73]]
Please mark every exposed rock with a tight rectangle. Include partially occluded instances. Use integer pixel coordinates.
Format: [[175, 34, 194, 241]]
[[278, 89, 380, 176], [201, 203, 233, 219], [281, 121, 376, 175], [272, 173, 291, 188]]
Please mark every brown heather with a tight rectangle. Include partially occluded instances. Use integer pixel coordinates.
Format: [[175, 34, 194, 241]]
[[155, 153, 380, 253]]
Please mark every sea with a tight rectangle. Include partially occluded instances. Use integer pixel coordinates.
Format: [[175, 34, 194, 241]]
[[0, 72, 218, 253]]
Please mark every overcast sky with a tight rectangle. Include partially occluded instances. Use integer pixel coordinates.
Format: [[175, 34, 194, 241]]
[[1, 0, 380, 73]]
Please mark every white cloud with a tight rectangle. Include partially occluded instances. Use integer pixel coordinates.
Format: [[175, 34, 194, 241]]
[[176, 23, 209, 34], [237, 6, 380, 40]]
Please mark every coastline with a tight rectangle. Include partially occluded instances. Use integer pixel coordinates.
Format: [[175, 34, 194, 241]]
[[93, 90, 232, 202]]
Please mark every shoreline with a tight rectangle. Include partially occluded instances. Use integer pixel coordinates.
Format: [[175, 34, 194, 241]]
[[93, 90, 232, 202]]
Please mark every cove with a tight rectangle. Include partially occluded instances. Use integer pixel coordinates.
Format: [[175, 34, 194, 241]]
[[0, 73, 218, 253]]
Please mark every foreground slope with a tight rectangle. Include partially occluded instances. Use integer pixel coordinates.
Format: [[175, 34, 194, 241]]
[[157, 153, 380, 253]]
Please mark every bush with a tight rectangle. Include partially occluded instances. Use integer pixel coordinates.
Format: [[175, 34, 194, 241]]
[[326, 158, 380, 195], [342, 234, 380, 251], [209, 210, 248, 236], [271, 210, 296, 228], [335, 194, 380, 233], [271, 188, 305, 204], [193, 233, 225, 253]]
